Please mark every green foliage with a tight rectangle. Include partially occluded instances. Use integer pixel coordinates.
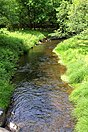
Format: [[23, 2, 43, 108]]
[[0, 0, 87, 35], [0, 0, 19, 29], [0, 0, 60, 29], [55, 0, 70, 37], [0, 28, 45, 109], [67, 0, 88, 34], [76, 116, 88, 132], [50, 0, 88, 38], [0, 79, 14, 108], [54, 29, 88, 131]]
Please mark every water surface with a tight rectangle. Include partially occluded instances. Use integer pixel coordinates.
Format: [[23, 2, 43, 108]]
[[6, 40, 74, 132]]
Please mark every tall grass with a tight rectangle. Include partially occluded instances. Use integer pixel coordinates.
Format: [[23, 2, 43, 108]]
[[54, 29, 88, 132], [0, 28, 45, 109]]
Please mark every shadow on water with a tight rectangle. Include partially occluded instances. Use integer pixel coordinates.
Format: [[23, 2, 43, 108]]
[[5, 40, 75, 132]]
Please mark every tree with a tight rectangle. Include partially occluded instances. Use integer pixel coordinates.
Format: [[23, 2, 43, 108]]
[[67, 0, 88, 34], [51, 0, 88, 38], [0, 0, 19, 29], [16, 0, 60, 29], [54, 0, 70, 37]]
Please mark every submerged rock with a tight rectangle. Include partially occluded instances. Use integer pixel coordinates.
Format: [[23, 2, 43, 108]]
[[8, 122, 19, 132], [0, 108, 5, 126]]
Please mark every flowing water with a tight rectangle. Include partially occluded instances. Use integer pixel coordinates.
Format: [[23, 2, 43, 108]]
[[6, 40, 74, 132]]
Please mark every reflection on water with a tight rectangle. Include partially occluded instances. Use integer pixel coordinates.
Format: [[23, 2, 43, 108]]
[[6, 40, 74, 132]]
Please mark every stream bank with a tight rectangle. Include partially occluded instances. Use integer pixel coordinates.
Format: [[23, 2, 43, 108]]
[[0, 29, 46, 128], [53, 29, 88, 132]]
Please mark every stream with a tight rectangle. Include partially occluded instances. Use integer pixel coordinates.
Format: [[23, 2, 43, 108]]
[[5, 40, 74, 132]]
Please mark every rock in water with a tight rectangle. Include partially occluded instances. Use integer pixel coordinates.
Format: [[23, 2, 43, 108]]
[[8, 122, 19, 132], [0, 127, 10, 132]]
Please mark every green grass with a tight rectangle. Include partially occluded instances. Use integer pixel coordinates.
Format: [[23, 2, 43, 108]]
[[0, 28, 45, 109], [54, 29, 88, 132]]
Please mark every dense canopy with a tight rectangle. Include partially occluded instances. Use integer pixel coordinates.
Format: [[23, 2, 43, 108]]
[[0, 0, 88, 37]]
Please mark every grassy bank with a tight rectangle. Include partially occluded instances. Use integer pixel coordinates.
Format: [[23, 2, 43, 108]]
[[0, 28, 45, 109], [54, 29, 88, 132]]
